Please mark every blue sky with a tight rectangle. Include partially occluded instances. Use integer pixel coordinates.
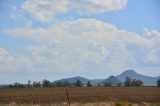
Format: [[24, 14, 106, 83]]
[[0, 0, 160, 84]]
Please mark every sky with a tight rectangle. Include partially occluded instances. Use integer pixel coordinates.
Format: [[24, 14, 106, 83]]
[[0, 0, 160, 84]]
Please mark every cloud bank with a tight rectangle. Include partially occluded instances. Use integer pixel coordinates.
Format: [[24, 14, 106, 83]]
[[4, 19, 160, 74], [21, 0, 128, 23]]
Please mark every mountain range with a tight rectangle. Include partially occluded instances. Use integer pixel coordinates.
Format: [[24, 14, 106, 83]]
[[53, 70, 160, 86]]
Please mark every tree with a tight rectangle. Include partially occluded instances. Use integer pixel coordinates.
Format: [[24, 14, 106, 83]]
[[131, 79, 137, 86], [87, 81, 92, 87], [27, 80, 32, 88], [157, 79, 160, 87], [42, 79, 52, 87], [117, 82, 122, 87], [104, 82, 112, 87], [8, 84, 14, 88], [136, 80, 143, 87], [33, 81, 41, 87], [124, 76, 131, 86], [63, 81, 72, 87], [13, 82, 25, 88], [54, 81, 71, 87], [74, 80, 83, 87], [131, 79, 143, 87], [97, 84, 102, 87]]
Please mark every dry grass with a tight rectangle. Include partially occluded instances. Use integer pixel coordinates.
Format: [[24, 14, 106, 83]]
[[0, 87, 160, 105], [0, 102, 160, 106]]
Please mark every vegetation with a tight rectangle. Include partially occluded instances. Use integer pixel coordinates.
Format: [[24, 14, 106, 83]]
[[131, 79, 143, 87], [54, 81, 72, 87], [117, 82, 122, 87], [124, 76, 143, 87], [0, 77, 148, 89], [42, 79, 52, 87], [157, 79, 160, 87], [86, 81, 92, 87], [124, 76, 132, 86], [74, 80, 83, 87], [0, 87, 159, 104], [32, 81, 41, 87], [104, 82, 112, 87], [0, 102, 160, 106], [27, 80, 32, 88]]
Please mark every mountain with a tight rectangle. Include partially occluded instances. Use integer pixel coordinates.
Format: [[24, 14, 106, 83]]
[[53, 76, 105, 86], [53, 76, 89, 84], [53, 70, 160, 86], [100, 76, 121, 85], [90, 79, 105, 85], [116, 70, 160, 86]]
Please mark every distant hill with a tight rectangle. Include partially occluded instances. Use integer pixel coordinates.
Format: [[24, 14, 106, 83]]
[[53, 70, 160, 86], [116, 70, 160, 86], [53, 76, 89, 84], [90, 79, 105, 85], [100, 76, 121, 86]]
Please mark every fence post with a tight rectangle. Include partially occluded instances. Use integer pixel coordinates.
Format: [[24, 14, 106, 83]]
[[65, 89, 70, 106]]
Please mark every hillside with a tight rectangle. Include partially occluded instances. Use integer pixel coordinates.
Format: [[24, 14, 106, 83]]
[[53, 70, 160, 86], [100, 76, 121, 85], [116, 70, 160, 86], [53, 76, 89, 85]]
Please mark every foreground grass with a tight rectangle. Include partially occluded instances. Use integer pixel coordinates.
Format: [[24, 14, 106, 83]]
[[0, 102, 160, 106], [0, 87, 160, 104]]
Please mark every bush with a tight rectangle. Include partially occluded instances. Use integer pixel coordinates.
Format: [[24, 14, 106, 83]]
[[74, 80, 83, 87], [157, 79, 160, 87], [87, 81, 92, 87]]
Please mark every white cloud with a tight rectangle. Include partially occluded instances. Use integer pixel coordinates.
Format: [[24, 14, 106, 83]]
[[21, 0, 69, 23], [147, 49, 159, 63], [4, 18, 160, 74], [144, 28, 160, 40], [21, 0, 128, 23], [69, 0, 128, 14], [0, 48, 13, 63], [0, 48, 17, 71], [6, 19, 159, 48]]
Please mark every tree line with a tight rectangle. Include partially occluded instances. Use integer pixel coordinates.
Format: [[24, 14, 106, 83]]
[[2, 79, 52, 88], [1, 77, 160, 88]]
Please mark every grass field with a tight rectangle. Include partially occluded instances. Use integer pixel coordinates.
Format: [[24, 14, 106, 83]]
[[0, 87, 160, 105]]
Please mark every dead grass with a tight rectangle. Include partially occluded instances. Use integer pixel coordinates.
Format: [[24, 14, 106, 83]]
[[0, 102, 160, 106], [0, 87, 160, 104]]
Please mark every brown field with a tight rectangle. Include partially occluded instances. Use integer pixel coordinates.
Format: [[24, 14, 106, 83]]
[[0, 87, 160, 105]]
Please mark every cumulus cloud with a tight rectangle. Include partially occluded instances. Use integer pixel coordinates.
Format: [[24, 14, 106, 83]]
[[69, 0, 128, 14], [4, 19, 160, 73], [0, 48, 13, 63], [144, 28, 160, 40], [21, 0, 128, 23], [0, 48, 17, 71], [147, 49, 159, 63], [6, 19, 159, 48], [21, 0, 69, 23]]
